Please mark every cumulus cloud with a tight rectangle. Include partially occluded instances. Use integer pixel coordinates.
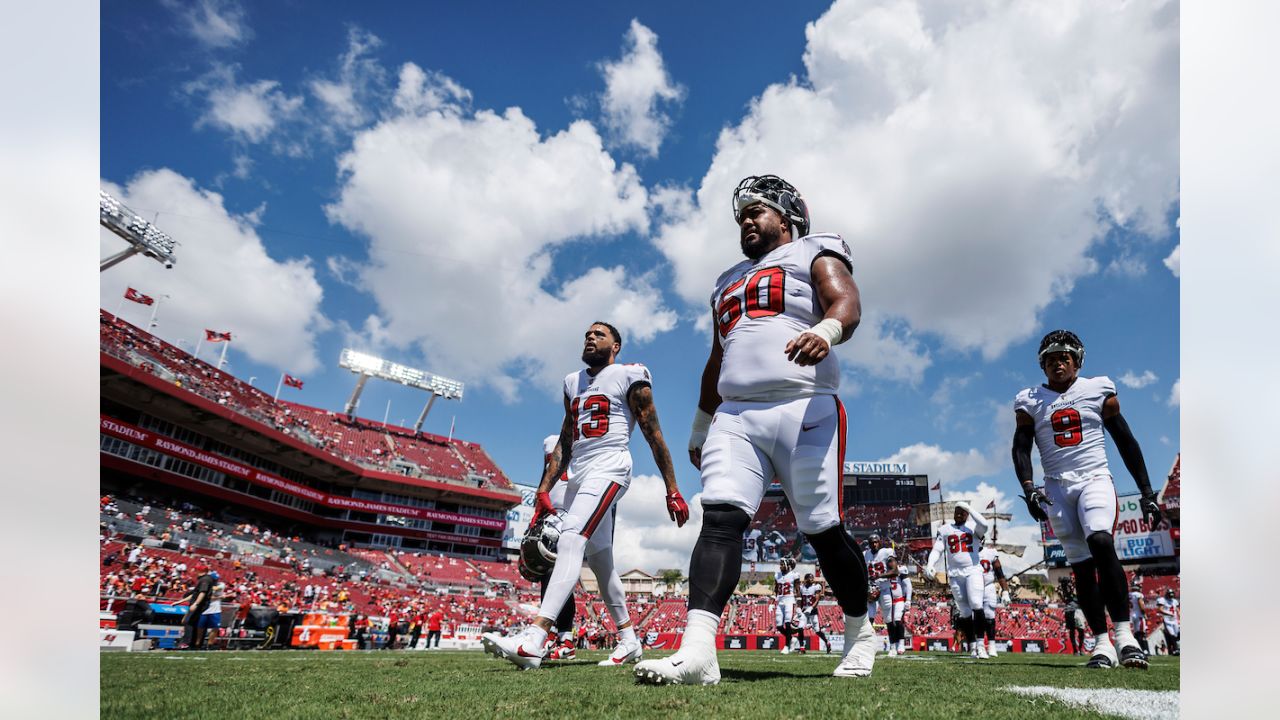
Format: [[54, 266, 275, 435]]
[[325, 68, 677, 398], [1163, 243, 1180, 277], [598, 19, 685, 157], [1168, 377, 1180, 407], [1105, 252, 1147, 278], [880, 442, 1001, 488], [612, 476, 703, 572], [167, 0, 250, 49], [308, 27, 388, 133], [649, 0, 1178, 379], [184, 64, 304, 144], [100, 169, 329, 373], [1118, 369, 1159, 389]]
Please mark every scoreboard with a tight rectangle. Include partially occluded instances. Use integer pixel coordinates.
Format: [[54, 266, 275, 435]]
[[842, 474, 930, 506]]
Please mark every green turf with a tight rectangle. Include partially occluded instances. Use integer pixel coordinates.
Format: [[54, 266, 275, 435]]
[[101, 649, 1178, 720]]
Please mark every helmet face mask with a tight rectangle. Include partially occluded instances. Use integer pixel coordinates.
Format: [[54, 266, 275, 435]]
[[518, 515, 561, 581], [1038, 329, 1085, 368], [733, 175, 810, 238]]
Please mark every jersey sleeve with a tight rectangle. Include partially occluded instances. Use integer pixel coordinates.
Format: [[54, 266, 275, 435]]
[[1096, 375, 1117, 398], [625, 363, 653, 390], [803, 233, 853, 273], [1013, 388, 1035, 416], [563, 372, 577, 401], [542, 435, 559, 456]]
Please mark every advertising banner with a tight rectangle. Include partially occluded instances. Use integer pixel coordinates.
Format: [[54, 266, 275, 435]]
[[1113, 494, 1176, 560], [101, 415, 505, 530]]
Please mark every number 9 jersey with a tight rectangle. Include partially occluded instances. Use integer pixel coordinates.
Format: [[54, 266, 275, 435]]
[[1013, 376, 1116, 480], [711, 234, 853, 402], [563, 363, 652, 466]]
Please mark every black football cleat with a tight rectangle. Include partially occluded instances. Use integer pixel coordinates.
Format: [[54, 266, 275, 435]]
[[1119, 644, 1149, 669]]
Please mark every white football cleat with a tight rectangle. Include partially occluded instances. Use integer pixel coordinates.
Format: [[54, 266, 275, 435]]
[[987, 642, 998, 658], [598, 638, 642, 666], [634, 646, 721, 686], [780, 644, 791, 655], [548, 640, 576, 661], [886, 645, 898, 657], [833, 617, 876, 678], [976, 642, 989, 659], [480, 630, 544, 670]]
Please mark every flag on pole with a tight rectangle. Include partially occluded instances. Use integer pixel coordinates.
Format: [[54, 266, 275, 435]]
[[124, 287, 154, 305], [986, 499, 996, 510], [930, 481, 940, 491], [283, 374, 304, 389], [448, 416, 456, 442], [205, 329, 232, 342]]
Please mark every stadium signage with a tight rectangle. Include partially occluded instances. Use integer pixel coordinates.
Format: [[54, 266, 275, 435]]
[[1113, 493, 1175, 560], [100, 415, 506, 530], [843, 461, 909, 474]]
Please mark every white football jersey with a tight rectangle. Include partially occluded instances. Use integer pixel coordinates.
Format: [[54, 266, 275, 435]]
[[541, 434, 568, 509], [1128, 590, 1145, 620], [563, 363, 651, 465], [799, 581, 823, 610], [1014, 376, 1116, 479], [775, 570, 799, 601], [742, 528, 762, 560], [864, 547, 895, 579], [978, 547, 999, 585], [711, 234, 853, 402], [1157, 597, 1180, 628], [931, 522, 983, 576]]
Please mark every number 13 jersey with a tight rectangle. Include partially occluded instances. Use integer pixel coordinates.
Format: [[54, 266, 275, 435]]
[[563, 363, 652, 464], [1014, 376, 1115, 480], [710, 234, 853, 402]]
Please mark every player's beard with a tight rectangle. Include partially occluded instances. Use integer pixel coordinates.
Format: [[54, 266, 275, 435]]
[[741, 224, 782, 260], [581, 346, 610, 368]]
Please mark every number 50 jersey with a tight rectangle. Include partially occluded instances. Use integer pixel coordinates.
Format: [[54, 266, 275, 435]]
[[563, 363, 652, 464], [710, 234, 853, 402], [1014, 376, 1115, 480]]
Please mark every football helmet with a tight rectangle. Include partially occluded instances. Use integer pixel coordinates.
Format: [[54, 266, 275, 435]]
[[1038, 329, 1085, 368], [518, 515, 562, 582], [779, 556, 796, 574], [867, 533, 882, 550], [732, 175, 810, 237]]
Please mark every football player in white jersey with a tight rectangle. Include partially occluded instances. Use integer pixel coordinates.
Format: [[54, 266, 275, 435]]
[[978, 545, 1009, 658], [1127, 580, 1149, 654], [799, 573, 832, 653], [636, 174, 874, 686], [925, 502, 991, 658], [743, 523, 764, 562], [1156, 589, 1180, 655], [484, 322, 689, 670], [774, 557, 801, 653], [891, 569, 912, 655], [1012, 330, 1162, 670], [531, 435, 578, 661], [863, 535, 899, 655]]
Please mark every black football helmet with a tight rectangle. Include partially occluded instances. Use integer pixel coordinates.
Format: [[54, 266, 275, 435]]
[[518, 515, 561, 582], [733, 175, 810, 237], [1038, 329, 1085, 368], [779, 556, 796, 574]]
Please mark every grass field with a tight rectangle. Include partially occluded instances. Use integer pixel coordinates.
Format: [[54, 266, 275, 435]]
[[101, 648, 1178, 720]]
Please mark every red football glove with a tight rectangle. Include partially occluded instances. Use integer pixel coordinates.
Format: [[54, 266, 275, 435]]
[[532, 491, 556, 524], [666, 491, 690, 527]]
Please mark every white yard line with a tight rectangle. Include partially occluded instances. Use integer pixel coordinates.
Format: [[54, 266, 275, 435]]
[[1005, 685, 1179, 720]]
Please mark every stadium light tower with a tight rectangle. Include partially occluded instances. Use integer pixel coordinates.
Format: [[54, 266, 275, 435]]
[[338, 349, 464, 433], [100, 189, 178, 271]]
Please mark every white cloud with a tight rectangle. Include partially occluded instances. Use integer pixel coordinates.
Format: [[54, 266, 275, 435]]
[[1118, 369, 1159, 389], [612, 476, 703, 573], [1168, 377, 1180, 407], [101, 169, 329, 373], [598, 19, 685, 157], [649, 0, 1178, 379], [167, 0, 250, 49], [325, 68, 677, 398], [1163, 243, 1180, 277], [880, 442, 1001, 488], [1105, 252, 1147, 278], [307, 27, 387, 132], [185, 64, 304, 144]]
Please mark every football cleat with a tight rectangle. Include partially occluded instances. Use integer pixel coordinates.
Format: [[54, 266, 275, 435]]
[[987, 642, 998, 658], [480, 631, 544, 670], [780, 644, 791, 655], [1086, 642, 1118, 669], [833, 617, 876, 678], [975, 642, 989, 660], [548, 639, 577, 661], [598, 638, 642, 666], [886, 646, 897, 657], [634, 646, 721, 686], [1118, 644, 1149, 670]]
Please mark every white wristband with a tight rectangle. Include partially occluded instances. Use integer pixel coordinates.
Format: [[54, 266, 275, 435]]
[[689, 408, 713, 452], [804, 317, 845, 347]]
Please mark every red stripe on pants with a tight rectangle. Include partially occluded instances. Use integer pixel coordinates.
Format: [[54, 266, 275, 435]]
[[582, 483, 621, 538], [835, 397, 848, 520]]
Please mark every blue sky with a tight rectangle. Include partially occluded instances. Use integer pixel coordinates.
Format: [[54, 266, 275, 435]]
[[99, 0, 1179, 571]]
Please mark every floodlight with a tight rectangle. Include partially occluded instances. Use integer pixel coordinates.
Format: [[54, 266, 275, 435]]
[[338, 348, 465, 431], [100, 190, 179, 271]]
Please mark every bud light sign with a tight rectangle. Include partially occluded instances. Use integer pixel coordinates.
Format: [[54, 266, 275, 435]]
[[1114, 494, 1175, 560]]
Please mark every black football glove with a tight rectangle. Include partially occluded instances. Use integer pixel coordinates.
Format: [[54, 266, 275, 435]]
[[1021, 488, 1052, 522], [1140, 494, 1164, 529]]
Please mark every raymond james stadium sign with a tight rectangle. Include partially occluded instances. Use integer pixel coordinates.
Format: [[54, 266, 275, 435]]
[[843, 462, 909, 475]]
